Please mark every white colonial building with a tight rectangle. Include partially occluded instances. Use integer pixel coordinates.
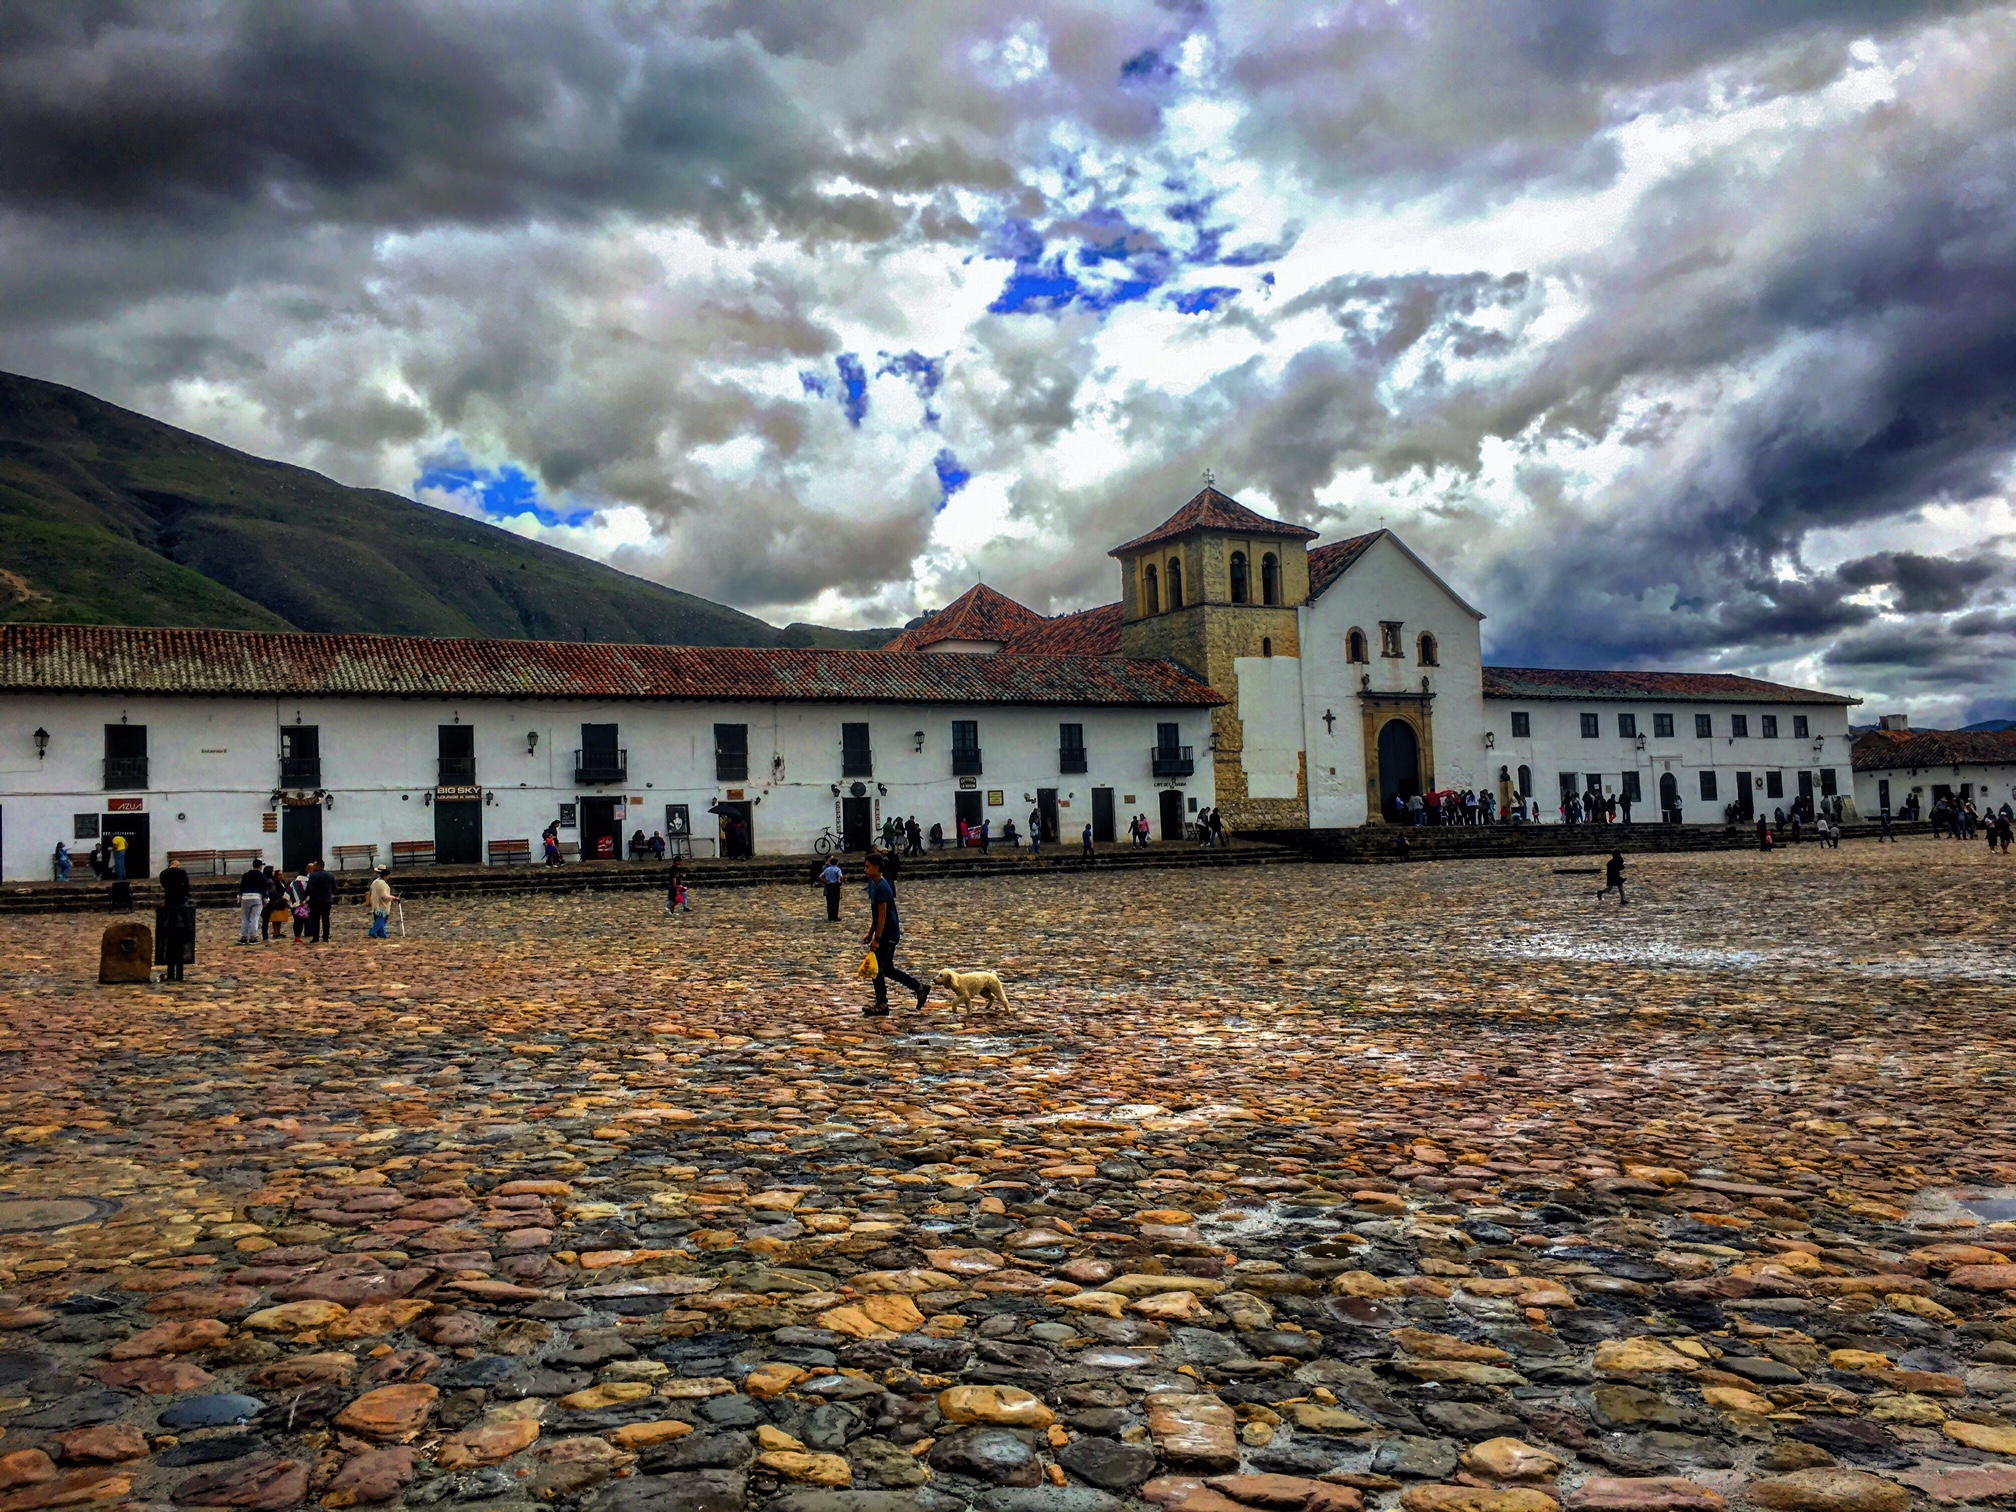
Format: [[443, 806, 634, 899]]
[[1853, 718, 2016, 820], [0, 485, 1866, 879]]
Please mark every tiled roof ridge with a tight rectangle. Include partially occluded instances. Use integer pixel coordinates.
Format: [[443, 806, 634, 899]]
[[0, 622, 1220, 706], [1852, 727, 2016, 770], [1109, 485, 1319, 557], [881, 582, 1043, 652], [1482, 665, 1858, 705]]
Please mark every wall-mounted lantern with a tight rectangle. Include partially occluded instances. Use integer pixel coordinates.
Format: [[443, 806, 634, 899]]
[[32, 727, 48, 759], [913, 730, 926, 752], [527, 731, 539, 755], [1482, 731, 1495, 750]]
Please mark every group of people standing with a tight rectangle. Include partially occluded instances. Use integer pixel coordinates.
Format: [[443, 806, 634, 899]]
[[1929, 795, 2015, 848], [145, 855, 402, 984], [1394, 789, 1504, 826], [49, 832, 129, 881]]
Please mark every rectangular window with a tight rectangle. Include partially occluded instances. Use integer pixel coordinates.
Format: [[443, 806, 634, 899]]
[[280, 724, 322, 790], [1622, 771, 1642, 804], [1618, 713, 1638, 739], [1761, 715, 1779, 738], [1579, 712, 1599, 738], [841, 721, 872, 778], [1695, 713, 1713, 738], [952, 719, 981, 776], [1380, 621, 1404, 657], [437, 723, 474, 785], [1730, 714, 1749, 737], [713, 723, 749, 782], [1766, 770, 1784, 799], [1700, 770, 1719, 801], [1510, 711, 1531, 738], [1878, 778, 1890, 809], [104, 723, 148, 791], [1059, 722, 1087, 774], [1793, 715, 1809, 739], [1820, 768, 1838, 797], [74, 813, 100, 840], [1558, 771, 1580, 800], [1156, 721, 1180, 752], [1654, 713, 1674, 738]]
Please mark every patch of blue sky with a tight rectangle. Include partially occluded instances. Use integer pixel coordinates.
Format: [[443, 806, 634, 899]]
[[414, 445, 591, 528], [1119, 46, 1176, 83], [879, 351, 945, 425], [1172, 286, 1239, 315], [988, 211, 1177, 317], [933, 449, 971, 512], [798, 370, 829, 397], [835, 353, 868, 427]]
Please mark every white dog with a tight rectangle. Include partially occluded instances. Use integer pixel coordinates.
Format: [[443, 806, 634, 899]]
[[932, 968, 1009, 1009]]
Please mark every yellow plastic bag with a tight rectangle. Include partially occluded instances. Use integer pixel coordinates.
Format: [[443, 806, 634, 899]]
[[854, 951, 880, 980]]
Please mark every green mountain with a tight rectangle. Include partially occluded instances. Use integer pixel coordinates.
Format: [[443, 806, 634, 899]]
[[0, 370, 898, 648]]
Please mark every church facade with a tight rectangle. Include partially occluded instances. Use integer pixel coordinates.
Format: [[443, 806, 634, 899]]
[[906, 487, 1859, 831]]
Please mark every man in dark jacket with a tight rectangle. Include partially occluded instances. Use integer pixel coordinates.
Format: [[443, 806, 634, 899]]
[[304, 861, 337, 943], [157, 859, 194, 981], [238, 861, 268, 944]]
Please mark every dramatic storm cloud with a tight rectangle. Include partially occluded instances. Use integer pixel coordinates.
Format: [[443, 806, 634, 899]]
[[3, 1, 2013, 719]]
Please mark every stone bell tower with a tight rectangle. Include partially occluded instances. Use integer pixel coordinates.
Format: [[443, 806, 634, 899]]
[[1111, 485, 1315, 830]]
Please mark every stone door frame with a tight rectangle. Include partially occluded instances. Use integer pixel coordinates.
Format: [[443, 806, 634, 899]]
[[1360, 691, 1435, 821]]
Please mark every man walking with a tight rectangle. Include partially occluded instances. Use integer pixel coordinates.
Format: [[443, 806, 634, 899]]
[[1082, 821, 1095, 859], [821, 856, 844, 921], [304, 860, 336, 943], [861, 853, 926, 1018], [237, 858, 268, 944], [1879, 800, 1895, 841], [367, 866, 397, 938], [1595, 850, 1628, 906]]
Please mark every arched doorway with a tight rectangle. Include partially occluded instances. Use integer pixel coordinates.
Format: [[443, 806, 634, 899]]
[[1377, 719, 1421, 822], [1659, 771, 1680, 824]]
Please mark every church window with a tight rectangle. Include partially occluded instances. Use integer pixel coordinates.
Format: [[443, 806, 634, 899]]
[[1516, 764, 1532, 797], [1261, 637, 1272, 658], [1379, 621, 1403, 657], [1765, 770, 1783, 798], [1654, 713, 1674, 738], [1622, 771, 1642, 804], [1229, 552, 1249, 604], [1261, 553, 1280, 605], [1510, 711, 1530, 737], [1579, 713, 1599, 738], [1820, 767, 1837, 796], [1700, 770, 1719, 801], [1417, 632, 1438, 666], [1347, 628, 1369, 663], [1167, 558, 1184, 608], [1142, 564, 1159, 614]]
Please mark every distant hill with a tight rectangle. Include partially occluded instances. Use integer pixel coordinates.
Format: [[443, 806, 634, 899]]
[[0, 370, 898, 649], [1964, 719, 2016, 732]]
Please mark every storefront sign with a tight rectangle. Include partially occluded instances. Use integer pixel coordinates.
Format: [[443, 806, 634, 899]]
[[106, 798, 143, 812], [726, 789, 746, 800], [987, 789, 1004, 806], [958, 777, 977, 790], [435, 786, 482, 800]]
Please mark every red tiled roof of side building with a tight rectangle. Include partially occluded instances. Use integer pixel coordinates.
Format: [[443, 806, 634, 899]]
[[1307, 532, 1384, 598], [0, 623, 1222, 706], [1482, 666, 1858, 705], [1109, 485, 1319, 557], [1852, 728, 2016, 770], [881, 583, 1045, 652], [1007, 602, 1124, 655]]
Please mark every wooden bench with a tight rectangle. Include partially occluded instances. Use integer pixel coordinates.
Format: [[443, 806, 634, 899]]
[[332, 844, 378, 872], [555, 841, 580, 863], [167, 849, 221, 875], [220, 849, 263, 874], [390, 841, 435, 868], [488, 838, 532, 866]]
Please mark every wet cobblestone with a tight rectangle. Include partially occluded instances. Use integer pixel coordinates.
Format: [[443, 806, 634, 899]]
[[1, 840, 2013, 1512]]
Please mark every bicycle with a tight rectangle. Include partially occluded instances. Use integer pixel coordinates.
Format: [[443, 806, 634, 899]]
[[812, 826, 839, 860]]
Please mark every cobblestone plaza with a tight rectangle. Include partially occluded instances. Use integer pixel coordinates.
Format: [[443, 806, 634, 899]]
[[2, 841, 2014, 1512]]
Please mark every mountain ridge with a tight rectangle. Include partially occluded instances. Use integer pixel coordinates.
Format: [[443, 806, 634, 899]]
[[0, 370, 898, 649]]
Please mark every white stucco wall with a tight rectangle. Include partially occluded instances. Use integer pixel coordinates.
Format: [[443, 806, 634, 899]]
[[1854, 762, 2016, 819], [1233, 656, 1304, 800], [0, 694, 1215, 879], [1483, 699, 1857, 823], [1297, 535, 1487, 828]]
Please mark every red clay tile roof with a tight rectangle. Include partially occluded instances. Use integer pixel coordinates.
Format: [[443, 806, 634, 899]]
[[0, 624, 1220, 706], [882, 583, 1045, 652], [1852, 728, 2016, 771], [1007, 602, 1123, 655], [1482, 667, 1857, 705], [1307, 531, 1383, 598], [1109, 486, 1318, 557]]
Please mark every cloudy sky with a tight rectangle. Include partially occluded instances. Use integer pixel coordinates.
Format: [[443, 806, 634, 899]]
[[3, 1, 2013, 722]]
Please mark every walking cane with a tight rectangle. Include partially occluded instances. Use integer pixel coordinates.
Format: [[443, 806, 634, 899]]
[[396, 900, 406, 937]]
